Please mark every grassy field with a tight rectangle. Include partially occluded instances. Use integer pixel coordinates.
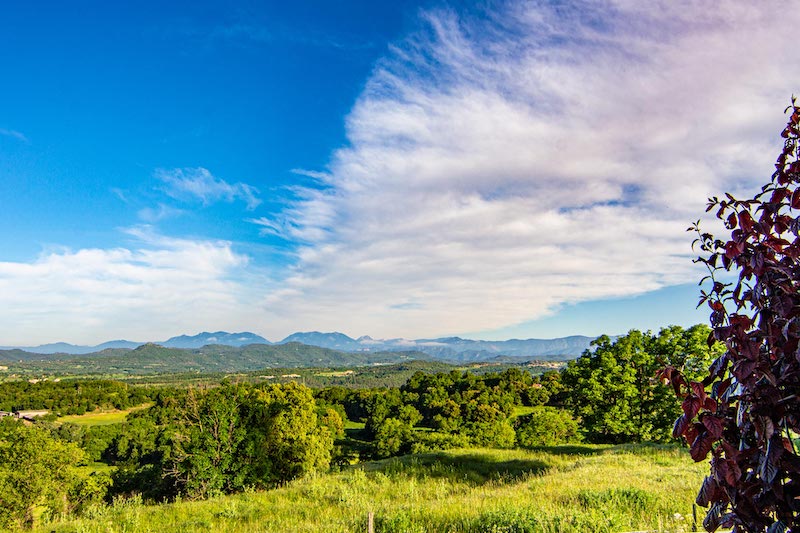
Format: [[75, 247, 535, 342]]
[[38, 443, 708, 532], [511, 405, 538, 419], [56, 403, 152, 426]]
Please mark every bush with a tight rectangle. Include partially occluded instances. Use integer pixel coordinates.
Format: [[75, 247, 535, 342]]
[[409, 431, 471, 453], [515, 407, 580, 447]]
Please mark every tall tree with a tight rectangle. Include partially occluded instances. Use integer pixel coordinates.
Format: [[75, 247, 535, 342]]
[[563, 326, 718, 443], [0, 419, 107, 529]]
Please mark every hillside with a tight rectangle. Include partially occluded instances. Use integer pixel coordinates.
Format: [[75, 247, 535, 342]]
[[0, 343, 433, 376]]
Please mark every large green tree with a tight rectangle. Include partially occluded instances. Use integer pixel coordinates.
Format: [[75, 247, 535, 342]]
[[109, 382, 335, 501], [561, 325, 721, 443], [0, 419, 108, 529], [243, 382, 335, 484]]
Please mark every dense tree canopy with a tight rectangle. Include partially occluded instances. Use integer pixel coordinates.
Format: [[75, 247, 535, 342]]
[[562, 325, 721, 443], [0, 419, 108, 529], [112, 382, 335, 500], [0, 379, 150, 414]]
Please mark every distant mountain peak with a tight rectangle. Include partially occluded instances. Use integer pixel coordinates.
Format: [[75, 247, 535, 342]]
[[135, 342, 164, 350], [161, 331, 269, 349]]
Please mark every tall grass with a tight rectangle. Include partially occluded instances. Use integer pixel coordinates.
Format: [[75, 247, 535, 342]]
[[38, 444, 706, 533]]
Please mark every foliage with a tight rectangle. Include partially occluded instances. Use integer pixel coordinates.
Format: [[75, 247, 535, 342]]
[[664, 100, 800, 532], [562, 325, 720, 443], [0, 418, 109, 529], [167, 386, 251, 498], [0, 379, 150, 414], [401, 369, 521, 446], [373, 417, 414, 457], [243, 382, 334, 484], [515, 406, 581, 447], [40, 421, 125, 462], [110, 382, 334, 501], [408, 430, 471, 453]]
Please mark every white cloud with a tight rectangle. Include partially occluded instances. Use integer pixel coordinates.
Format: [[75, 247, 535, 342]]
[[156, 167, 261, 210], [258, 1, 800, 339], [0, 228, 268, 345]]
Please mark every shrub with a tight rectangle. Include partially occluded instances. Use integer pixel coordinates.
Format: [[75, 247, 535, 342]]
[[515, 407, 580, 447]]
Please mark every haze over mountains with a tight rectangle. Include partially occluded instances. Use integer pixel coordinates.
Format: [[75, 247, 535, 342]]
[[1, 331, 597, 361]]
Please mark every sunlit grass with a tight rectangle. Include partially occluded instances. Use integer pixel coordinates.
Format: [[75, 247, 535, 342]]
[[344, 419, 366, 430], [56, 403, 152, 426], [38, 443, 708, 532], [511, 405, 538, 418]]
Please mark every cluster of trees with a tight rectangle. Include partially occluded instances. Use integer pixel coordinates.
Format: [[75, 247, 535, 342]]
[[316, 367, 575, 457], [107, 382, 336, 501], [560, 325, 722, 443], [0, 379, 151, 414], [0, 419, 109, 529]]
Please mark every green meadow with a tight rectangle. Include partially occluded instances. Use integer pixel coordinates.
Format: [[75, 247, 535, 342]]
[[56, 403, 152, 426], [39, 444, 707, 533]]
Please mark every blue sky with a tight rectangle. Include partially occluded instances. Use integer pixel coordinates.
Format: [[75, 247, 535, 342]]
[[0, 1, 796, 345]]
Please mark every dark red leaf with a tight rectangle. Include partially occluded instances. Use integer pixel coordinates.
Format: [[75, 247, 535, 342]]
[[733, 359, 756, 380], [725, 460, 742, 486], [725, 240, 741, 259], [685, 423, 700, 448], [767, 520, 788, 533], [703, 508, 720, 532], [704, 396, 718, 412], [792, 189, 800, 209], [739, 210, 754, 232], [707, 355, 728, 381], [759, 436, 783, 485], [720, 512, 737, 528], [696, 475, 718, 506], [683, 395, 703, 419], [690, 381, 708, 402], [690, 431, 715, 462], [673, 414, 689, 439], [671, 373, 687, 397], [702, 414, 724, 439]]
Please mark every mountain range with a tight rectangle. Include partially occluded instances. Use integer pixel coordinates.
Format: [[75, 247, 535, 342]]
[[1, 330, 596, 361]]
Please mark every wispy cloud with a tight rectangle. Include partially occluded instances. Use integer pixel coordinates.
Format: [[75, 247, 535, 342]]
[[0, 128, 28, 143], [0, 228, 266, 345], [110, 188, 130, 204], [258, 1, 800, 338], [156, 167, 261, 210], [137, 203, 185, 223]]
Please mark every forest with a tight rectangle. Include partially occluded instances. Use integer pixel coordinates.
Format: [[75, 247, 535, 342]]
[[0, 324, 718, 530]]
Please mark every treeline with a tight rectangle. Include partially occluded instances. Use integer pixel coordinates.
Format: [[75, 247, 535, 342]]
[[0, 379, 151, 414], [0, 324, 719, 530], [560, 324, 721, 443], [316, 366, 563, 457]]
